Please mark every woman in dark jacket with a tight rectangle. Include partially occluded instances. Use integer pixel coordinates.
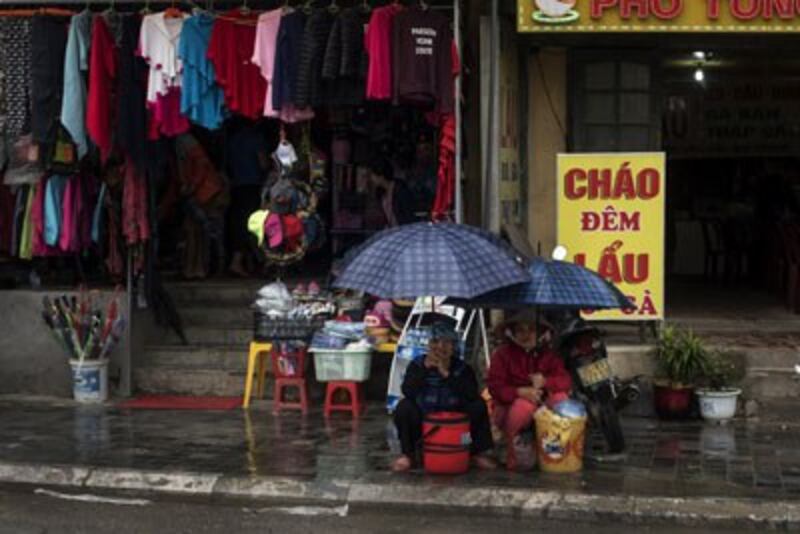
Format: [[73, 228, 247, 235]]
[[392, 323, 496, 472]]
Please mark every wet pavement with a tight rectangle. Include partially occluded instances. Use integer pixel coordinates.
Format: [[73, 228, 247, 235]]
[[1, 396, 800, 501]]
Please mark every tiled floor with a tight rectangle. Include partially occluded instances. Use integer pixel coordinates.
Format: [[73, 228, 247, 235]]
[[1, 397, 799, 500]]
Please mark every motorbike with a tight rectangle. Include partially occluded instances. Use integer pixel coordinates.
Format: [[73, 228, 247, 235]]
[[551, 315, 641, 454]]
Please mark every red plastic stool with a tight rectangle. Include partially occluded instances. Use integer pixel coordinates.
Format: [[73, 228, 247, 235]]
[[324, 381, 364, 418], [273, 377, 309, 414]]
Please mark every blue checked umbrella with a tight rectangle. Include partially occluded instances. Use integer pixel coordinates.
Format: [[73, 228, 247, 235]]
[[333, 222, 529, 299], [447, 257, 634, 310]]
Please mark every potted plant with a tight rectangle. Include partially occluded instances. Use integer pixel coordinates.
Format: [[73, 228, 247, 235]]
[[652, 326, 710, 419], [695, 350, 747, 424]]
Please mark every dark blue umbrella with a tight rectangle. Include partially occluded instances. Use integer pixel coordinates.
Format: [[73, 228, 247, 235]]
[[333, 222, 529, 299], [447, 257, 634, 310]]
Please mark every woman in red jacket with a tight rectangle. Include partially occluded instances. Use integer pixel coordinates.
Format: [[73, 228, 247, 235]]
[[487, 315, 572, 468]]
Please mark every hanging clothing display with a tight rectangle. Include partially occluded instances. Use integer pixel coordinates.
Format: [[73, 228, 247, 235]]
[[321, 6, 369, 107], [139, 12, 190, 138], [122, 159, 150, 246], [178, 13, 225, 130], [116, 15, 150, 172], [207, 9, 265, 120], [44, 174, 68, 246], [0, 17, 32, 141], [0, 186, 14, 254], [365, 3, 403, 101], [30, 15, 69, 145], [294, 8, 334, 109], [86, 14, 118, 162], [432, 114, 455, 220], [271, 10, 307, 115], [392, 6, 454, 114], [18, 184, 35, 260], [61, 10, 93, 159], [252, 8, 290, 119]]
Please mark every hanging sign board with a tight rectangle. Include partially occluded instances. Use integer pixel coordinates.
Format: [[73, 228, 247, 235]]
[[518, 0, 800, 33], [556, 153, 665, 321]]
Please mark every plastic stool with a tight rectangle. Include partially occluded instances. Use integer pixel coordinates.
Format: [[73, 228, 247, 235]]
[[243, 341, 272, 409], [274, 377, 309, 414], [324, 381, 364, 418]]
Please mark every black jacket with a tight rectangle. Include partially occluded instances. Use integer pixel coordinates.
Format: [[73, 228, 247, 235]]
[[321, 7, 369, 107], [401, 358, 480, 413], [322, 7, 368, 80], [294, 9, 334, 108]]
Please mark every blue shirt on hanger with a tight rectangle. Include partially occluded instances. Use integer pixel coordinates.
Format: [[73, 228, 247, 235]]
[[178, 14, 226, 131]]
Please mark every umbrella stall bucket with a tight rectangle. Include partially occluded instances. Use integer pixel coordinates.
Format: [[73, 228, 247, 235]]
[[422, 411, 471, 475], [69, 359, 109, 403], [534, 408, 587, 473]]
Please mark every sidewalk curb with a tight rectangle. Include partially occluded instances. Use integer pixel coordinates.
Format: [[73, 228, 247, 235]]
[[1, 461, 799, 530]]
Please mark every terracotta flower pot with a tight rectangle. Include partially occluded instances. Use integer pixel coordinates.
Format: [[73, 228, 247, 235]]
[[653, 383, 693, 420]]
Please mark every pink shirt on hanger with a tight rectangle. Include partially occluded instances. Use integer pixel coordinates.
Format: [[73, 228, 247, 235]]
[[365, 3, 404, 101], [252, 8, 283, 118]]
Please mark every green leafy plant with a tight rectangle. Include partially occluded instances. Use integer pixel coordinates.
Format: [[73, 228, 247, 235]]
[[654, 325, 711, 388], [697, 349, 748, 391]]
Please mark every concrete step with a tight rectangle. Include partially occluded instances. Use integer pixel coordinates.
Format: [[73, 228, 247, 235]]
[[165, 279, 328, 306], [141, 344, 247, 370], [162, 326, 254, 346], [179, 306, 253, 327], [607, 344, 656, 379], [743, 369, 800, 400], [133, 367, 253, 397]]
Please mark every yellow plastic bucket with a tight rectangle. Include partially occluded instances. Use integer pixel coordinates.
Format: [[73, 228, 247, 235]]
[[534, 408, 587, 473]]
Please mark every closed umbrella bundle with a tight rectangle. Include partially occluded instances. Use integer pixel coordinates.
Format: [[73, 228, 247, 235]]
[[40, 286, 126, 364]]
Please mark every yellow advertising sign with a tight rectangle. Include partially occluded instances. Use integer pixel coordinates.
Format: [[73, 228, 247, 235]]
[[518, 0, 800, 33], [556, 153, 665, 321]]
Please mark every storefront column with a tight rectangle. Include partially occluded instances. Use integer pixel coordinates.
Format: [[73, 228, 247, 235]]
[[527, 47, 567, 256]]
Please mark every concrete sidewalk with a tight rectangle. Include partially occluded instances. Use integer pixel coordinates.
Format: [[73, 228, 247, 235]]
[[1, 395, 800, 530]]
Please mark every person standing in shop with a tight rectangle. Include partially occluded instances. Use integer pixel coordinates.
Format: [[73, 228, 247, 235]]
[[225, 119, 269, 277], [368, 158, 416, 227]]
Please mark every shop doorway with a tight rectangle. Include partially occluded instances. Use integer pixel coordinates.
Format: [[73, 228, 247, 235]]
[[662, 48, 800, 322]]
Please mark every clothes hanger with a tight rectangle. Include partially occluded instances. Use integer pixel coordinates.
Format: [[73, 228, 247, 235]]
[[301, 0, 313, 14], [361, 0, 371, 13], [139, 0, 152, 15], [328, 0, 339, 13], [239, 0, 251, 15], [419, 0, 428, 10]]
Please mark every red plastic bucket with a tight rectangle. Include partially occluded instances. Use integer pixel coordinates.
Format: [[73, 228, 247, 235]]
[[422, 411, 471, 475]]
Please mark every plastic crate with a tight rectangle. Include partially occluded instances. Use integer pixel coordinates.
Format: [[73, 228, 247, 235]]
[[312, 349, 372, 382]]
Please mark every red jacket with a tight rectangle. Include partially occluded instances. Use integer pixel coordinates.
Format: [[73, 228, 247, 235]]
[[487, 342, 572, 405]]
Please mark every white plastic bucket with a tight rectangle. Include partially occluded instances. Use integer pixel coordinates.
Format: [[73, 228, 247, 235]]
[[69, 359, 109, 403]]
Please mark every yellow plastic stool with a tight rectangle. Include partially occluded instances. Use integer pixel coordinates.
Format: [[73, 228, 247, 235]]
[[243, 341, 272, 408]]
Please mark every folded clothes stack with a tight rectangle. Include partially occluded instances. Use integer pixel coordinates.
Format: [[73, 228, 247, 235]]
[[310, 320, 373, 351], [253, 282, 336, 320]]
